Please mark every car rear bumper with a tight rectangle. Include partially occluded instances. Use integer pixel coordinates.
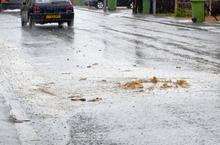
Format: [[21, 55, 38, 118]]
[[30, 12, 74, 24]]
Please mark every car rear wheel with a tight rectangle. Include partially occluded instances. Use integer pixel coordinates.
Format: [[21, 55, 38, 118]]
[[29, 16, 35, 28], [21, 20, 27, 27], [58, 22, 63, 28], [67, 20, 73, 27], [96, 1, 104, 9], [21, 11, 28, 27], [127, 2, 133, 9]]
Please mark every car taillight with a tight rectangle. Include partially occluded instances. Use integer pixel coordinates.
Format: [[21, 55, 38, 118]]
[[33, 4, 40, 13]]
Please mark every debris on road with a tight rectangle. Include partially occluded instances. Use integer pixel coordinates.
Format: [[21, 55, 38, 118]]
[[79, 77, 87, 81], [101, 79, 107, 82], [61, 72, 71, 75], [160, 82, 173, 89], [92, 63, 98, 66], [121, 80, 144, 90], [149, 76, 159, 84], [87, 97, 103, 102], [9, 114, 30, 124], [86, 63, 99, 69], [0, 8, 219, 145], [176, 80, 189, 88], [69, 95, 86, 102], [37, 87, 56, 96], [69, 95, 102, 102], [120, 77, 189, 91]]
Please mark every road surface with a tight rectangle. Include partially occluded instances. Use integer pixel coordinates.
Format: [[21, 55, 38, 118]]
[[0, 8, 220, 145]]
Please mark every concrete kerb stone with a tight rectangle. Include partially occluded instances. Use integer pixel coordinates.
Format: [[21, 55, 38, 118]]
[[121, 16, 220, 32]]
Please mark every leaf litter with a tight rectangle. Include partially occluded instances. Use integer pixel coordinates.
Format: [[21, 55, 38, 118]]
[[176, 80, 189, 88], [121, 80, 144, 90], [149, 76, 159, 84], [120, 76, 189, 90]]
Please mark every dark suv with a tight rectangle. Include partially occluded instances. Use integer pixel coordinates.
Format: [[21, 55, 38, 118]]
[[21, 0, 74, 27]]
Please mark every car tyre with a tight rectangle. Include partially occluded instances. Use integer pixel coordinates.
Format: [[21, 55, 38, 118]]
[[96, 1, 104, 9], [29, 16, 35, 28], [58, 22, 63, 28], [67, 20, 73, 27], [21, 20, 27, 27], [192, 17, 197, 23], [21, 11, 28, 27], [127, 2, 133, 9]]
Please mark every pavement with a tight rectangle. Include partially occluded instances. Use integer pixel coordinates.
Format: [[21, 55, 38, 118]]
[[0, 7, 220, 145], [76, 7, 220, 32]]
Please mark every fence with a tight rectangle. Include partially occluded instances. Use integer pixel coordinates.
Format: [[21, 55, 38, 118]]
[[175, 0, 191, 17], [156, 0, 175, 13]]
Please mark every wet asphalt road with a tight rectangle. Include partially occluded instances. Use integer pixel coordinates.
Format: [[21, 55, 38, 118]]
[[0, 8, 220, 145]]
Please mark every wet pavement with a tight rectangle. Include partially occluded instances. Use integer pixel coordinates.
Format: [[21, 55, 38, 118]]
[[0, 8, 220, 145]]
